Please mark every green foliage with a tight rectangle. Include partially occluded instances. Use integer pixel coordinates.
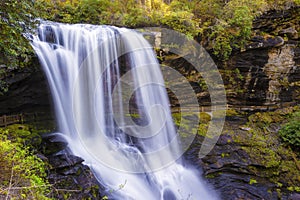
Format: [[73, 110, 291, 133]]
[[212, 33, 233, 60], [191, 0, 299, 59], [0, 0, 36, 68], [158, 0, 200, 37], [30, 0, 300, 61], [0, 0, 40, 94], [279, 111, 300, 147], [0, 125, 51, 199], [197, 0, 266, 59], [34, 0, 200, 35]]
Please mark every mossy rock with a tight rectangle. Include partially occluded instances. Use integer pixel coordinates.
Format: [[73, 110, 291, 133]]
[[199, 112, 211, 123], [232, 107, 300, 192], [0, 124, 42, 148]]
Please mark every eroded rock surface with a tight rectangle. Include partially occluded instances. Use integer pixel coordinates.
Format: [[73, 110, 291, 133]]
[[185, 113, 300, 200], [41, 133, 103, 199]]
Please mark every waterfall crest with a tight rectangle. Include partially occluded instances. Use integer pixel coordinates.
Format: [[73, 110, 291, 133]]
[[31, 22, 218, 200]]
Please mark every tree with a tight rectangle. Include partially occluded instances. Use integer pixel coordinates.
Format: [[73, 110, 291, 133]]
[[0, 1, 36, 69]]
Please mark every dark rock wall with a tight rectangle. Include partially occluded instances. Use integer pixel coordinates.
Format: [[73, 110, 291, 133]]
[[227, 43, 299, 106], [225, 48, 270, 105], [0, 66, 50, 113], [226, 7, 300, 106], [41, 133, 103, 199], [0, 59, 54, 127]]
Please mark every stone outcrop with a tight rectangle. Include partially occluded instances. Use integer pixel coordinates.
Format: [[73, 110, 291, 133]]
[[41, 133, 103, 199], [226, 7, 300, 106], [226, 41, 299, 106], [185, 110, 300, 200], [159, 7, 300, 108]]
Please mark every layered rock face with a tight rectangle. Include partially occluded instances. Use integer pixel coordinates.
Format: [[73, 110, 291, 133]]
[[158, 7, 300, 108], [226, 7, 300, 106], [41, 134, 103, 199], [226, 42, 299, 106]]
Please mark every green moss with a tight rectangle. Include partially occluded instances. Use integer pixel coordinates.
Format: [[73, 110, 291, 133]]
[[199, 112, 211, 123], [172, 111, 213, 138], [287, 186, 300, 192], [248, 107, 299, 128], [0, 124, 42, 149], [212, 110, 226, 119], [232, 106, 300, 191], [197, 123, 209, 136], [205, 172, 222, 179], [226, 109, 241, 117], [249, 178, 258, 185], [125, 113, 140, 119], [205, 174, 216, 179], [221, 153, 230, 158], [248, 112, 274, 127]]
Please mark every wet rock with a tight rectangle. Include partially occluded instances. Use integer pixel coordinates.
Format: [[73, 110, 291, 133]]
[[187, 118, 299, 200], [279, 27, 299, 40], [48, 153, 84, 169], [225, 48, 269, 106], [217, 134, 234, 145], [41, 133, 68, 155], [41, 134, 103, 199], [246, 36, 285, 50], [288, 193, 300, 200], [226, 39, 299, 106], [222, 7, 300, 107], [47, 165, 102, 200], [264, 44, 296, 104], [253, 7, 300, 34], [239, 126, 251, 131]]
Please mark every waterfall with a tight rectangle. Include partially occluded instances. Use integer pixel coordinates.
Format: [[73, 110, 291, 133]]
[[31, 22, 218, 200]]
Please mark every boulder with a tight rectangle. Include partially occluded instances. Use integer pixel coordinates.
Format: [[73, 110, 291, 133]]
[[41, 133, 104, 199]]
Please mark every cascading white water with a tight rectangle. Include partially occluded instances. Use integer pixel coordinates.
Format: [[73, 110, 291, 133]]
[[31, 22, 219, 200]]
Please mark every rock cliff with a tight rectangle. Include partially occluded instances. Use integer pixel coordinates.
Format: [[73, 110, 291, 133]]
[[161, 7, 300, 108], [221, 7, 300, 106]]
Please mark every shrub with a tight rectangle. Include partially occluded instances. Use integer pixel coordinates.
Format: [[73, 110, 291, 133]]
[[0, 126, 51, 199], [0, 1, 36, 68], [279, 111, 300, 147]]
